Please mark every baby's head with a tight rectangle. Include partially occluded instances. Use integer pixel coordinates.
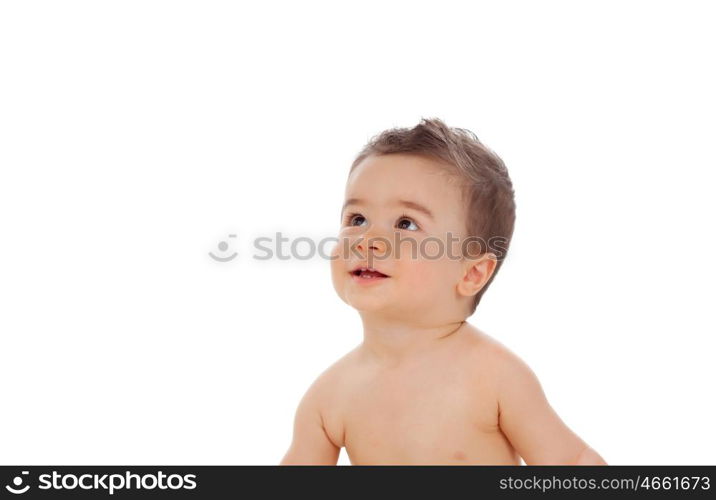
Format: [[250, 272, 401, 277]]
[[331, 118, 515, 323]]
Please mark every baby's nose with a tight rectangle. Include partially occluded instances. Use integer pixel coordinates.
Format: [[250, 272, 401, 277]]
[[357, 232, 391, 255]]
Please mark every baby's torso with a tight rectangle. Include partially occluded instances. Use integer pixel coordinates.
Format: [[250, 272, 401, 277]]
[[322, 333, 521, 465]]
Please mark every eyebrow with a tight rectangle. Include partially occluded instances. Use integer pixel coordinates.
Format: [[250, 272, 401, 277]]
[[341, 198, 435, 220]]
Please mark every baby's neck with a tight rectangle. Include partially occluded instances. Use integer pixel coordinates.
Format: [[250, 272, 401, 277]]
[[359, 316, 467, 366]]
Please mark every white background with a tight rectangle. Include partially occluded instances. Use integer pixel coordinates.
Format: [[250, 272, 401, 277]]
[[1, 1, 714, 465]]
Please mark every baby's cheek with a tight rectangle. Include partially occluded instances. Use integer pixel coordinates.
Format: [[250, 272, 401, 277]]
[[329, 239, 347, 279], [418, 238, 446, 261], [404, 259, 458, 301], [329, 246, 345, 275], [399, 261, 437, 290], [329, 235, 353, 262], [329, 257, 348, 302]]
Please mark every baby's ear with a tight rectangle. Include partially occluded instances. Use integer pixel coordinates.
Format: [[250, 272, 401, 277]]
[[456, 253, 497, 297]]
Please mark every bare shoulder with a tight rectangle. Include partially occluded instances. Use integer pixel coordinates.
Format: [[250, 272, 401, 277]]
[[459, 323, 507, 362], [459, 323, 534, 384], [299, 348, 357, 406], [298, 347, 361, 448], [281, 350, 360, 465]]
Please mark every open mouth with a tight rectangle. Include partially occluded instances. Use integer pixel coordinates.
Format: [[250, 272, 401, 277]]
[[350, 267, 390, 279]]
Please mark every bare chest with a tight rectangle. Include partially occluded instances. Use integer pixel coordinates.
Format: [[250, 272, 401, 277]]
[[328, 362, 518, 465]]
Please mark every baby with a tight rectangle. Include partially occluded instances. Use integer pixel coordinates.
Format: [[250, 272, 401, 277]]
[[280, 118, 606, 465]]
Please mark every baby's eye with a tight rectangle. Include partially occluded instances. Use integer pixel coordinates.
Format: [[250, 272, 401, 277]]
[[396, 216, 419, 231], [344, 213, 367, 227]]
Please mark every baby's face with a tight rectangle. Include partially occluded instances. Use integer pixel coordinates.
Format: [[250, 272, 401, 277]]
[[331, 153, 471, 320]]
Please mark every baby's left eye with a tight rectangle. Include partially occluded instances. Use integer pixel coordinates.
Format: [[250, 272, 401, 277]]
[[396, 216, 419, 231]]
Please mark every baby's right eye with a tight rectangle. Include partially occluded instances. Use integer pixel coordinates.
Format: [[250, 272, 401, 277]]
[[343, 212, 367, 227]]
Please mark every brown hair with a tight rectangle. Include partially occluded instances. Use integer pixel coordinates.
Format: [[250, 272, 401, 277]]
[[349, 117, 516, 314]]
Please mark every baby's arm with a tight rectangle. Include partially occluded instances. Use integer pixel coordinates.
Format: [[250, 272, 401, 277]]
[[493, 346, 607, 465], [280, 376, 340, 465]]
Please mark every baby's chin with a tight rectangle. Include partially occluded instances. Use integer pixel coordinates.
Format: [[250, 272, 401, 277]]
[[339, 289, 395, 313], [342, 293, 389, 311], [342, 292, 420, 318]]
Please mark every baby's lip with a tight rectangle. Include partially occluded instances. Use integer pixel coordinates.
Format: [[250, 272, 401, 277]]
[[348, 265, 390, 277]]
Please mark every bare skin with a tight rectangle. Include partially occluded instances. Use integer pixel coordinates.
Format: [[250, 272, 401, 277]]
[[281, 153, 607, 465], [319, 323, 520, 465]]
